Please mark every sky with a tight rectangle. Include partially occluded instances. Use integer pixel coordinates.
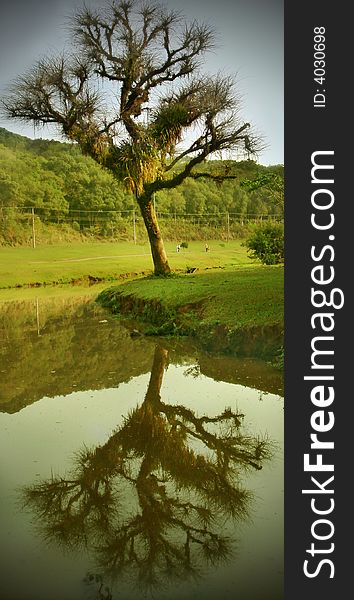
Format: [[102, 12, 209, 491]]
[[0, 0, 283, 165]]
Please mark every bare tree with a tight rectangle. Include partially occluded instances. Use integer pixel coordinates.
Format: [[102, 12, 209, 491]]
[[2, 0, 261, 274]]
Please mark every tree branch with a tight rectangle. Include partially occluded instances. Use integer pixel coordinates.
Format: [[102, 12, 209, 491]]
[[187, 172, 238, 181]]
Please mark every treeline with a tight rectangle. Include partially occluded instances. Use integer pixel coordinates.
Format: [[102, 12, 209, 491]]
[[0, 128, 283, 245]]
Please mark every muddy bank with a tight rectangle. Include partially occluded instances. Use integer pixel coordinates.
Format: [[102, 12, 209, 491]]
[[97, 288, 283, 361], [10, 270, 151, 290]]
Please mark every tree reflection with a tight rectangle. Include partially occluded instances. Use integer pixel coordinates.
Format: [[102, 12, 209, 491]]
[[22, 345, 273, 595]]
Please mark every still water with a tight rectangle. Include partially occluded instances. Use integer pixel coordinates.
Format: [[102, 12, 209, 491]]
[[0, 292, 283, 600]]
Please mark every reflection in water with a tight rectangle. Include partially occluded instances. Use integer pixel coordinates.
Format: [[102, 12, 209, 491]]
[[0, 294, 282, 599], [22, 345, 273, 598], [0, 295, 156, 412], [0, 295, 283, 414]]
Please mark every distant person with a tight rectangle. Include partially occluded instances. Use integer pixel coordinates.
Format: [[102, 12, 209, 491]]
[[176, 244, 181, 252], [205, 243, 209, 252]]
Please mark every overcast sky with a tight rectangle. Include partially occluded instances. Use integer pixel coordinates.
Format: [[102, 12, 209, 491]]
[[0, 0, 283, 165]]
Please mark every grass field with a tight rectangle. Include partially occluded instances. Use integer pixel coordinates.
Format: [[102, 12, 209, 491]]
[[0, 239, 284, 359], [99, 265, 284, 331], [0, 239, 255, 289]]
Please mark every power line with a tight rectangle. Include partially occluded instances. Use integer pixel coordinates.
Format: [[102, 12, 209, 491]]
[[0, 206, 283, 218]]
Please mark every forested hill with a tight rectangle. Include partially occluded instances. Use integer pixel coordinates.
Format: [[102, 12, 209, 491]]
[[0, 127, 134, 215], [0, 127, 283, 244]]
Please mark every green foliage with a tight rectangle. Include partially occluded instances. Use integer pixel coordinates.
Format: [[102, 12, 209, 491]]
[[180, 241, 188, 248], [240, 169, 284, 215], [0, 129, 284, 246], [150, 102, 189, 151], [271, 346, 284, 370], [244, 222, 284, 265], [0, 128, 134, 243], [71, 221, 81, 232]]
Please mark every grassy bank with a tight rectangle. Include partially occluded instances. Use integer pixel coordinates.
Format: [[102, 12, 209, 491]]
[[97, 266, 284, 359], [0, 238, 283, 360], [0, 239, 252, 289]]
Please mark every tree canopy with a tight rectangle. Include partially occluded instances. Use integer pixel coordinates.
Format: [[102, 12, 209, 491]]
[[1, 0, 263, 273]]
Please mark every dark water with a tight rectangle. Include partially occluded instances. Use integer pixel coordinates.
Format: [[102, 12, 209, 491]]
[[0, 293, 283, 600]]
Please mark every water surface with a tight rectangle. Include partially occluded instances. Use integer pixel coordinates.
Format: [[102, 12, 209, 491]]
[[0, 292, 283, 600]]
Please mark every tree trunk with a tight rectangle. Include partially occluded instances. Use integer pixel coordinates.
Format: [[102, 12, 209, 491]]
[[144, 345, 169, 405], [138, 195, 171, 275]]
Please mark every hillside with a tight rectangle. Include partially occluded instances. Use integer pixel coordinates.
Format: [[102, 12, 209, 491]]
[[0, 128, 283, 245]]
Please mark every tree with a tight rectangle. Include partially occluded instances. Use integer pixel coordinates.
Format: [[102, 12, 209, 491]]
[[240, 171, 284, 216], [240, 169, 284, 264], [245, 221, 284, 265], [1, 0, 261, 274]]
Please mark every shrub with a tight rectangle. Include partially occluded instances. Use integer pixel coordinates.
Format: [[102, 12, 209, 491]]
[[72, 221, 81, 232], [180, 241, 189, 248], [245, 221, 284, 265]]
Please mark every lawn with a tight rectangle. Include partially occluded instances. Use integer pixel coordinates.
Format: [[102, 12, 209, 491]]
[[99, 265, 284, 331], [0, 239, 254, 289]]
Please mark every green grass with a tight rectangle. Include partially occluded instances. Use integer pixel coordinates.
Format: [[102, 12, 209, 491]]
[[99, 265, 284, 331], [0, 239, 283, 353], [0, 239, 254, 289]]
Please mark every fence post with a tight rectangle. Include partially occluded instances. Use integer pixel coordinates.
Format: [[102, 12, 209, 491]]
[[226, 212, 230, 242], [31, 207, 36, 249]]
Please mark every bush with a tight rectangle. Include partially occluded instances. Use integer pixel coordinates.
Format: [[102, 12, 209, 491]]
[[245, 221, 284, 265], [180, 241, 189, 248], [72, 221, 81, 232]]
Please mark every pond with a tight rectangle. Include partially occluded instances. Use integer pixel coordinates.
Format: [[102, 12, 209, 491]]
[[0, 291, 284, 600]]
